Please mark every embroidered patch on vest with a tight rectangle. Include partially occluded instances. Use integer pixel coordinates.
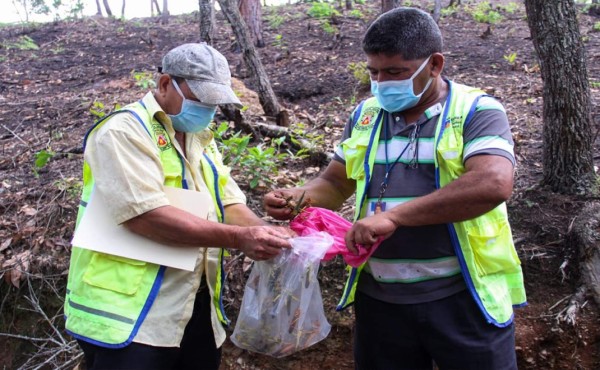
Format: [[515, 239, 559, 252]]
[[354, 107, 379, 131], [152, 124, 172, 151], [449, 115, 463, 128]]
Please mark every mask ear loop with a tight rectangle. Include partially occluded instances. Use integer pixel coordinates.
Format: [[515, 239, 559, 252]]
[[171, 78, 186, 99], [412, 56, 433, 97], [172, 78, 216, 109]]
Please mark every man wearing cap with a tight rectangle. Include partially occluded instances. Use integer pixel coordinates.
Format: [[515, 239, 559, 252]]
[[64, 43, 291, 369]]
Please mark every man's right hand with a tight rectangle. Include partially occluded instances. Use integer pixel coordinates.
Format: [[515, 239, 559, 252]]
[[233, 225, 291, 261], [263, 189, 304, 220]]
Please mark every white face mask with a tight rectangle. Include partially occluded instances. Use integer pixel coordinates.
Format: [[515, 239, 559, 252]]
[[370, 56, 432, 112]]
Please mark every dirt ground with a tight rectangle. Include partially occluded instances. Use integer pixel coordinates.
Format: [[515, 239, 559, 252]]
[[1, 1, 599, 369]]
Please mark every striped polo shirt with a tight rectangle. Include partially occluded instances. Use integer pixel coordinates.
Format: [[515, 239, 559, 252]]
[[333, 94, 515, 304]]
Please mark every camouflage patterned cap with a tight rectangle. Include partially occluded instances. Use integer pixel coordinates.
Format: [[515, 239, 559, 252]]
[[161, 43, 242, 108]]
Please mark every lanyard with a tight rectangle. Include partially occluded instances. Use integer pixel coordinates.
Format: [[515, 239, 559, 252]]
[[375, 114, 421, 213]]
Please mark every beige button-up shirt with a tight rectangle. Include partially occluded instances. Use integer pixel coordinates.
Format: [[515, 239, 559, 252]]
[[85, 92, 246, 347]]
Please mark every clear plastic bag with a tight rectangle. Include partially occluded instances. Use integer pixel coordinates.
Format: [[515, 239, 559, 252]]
[[231, 232, 333, 358]]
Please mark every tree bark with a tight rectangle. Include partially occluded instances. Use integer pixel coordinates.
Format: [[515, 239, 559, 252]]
[[102, 0, 113, 16], [199, 0, 215, 45], [345, 0, 353, 10], [151, 0, 161, 16], [95, 0, 103, 15], [381, 0, 400, 13], [432, 0, 442, 23], [524, 0, 596, 194], [121, 0, 126, 18], [567, 203, 600, 308], [162, 0, 170, 24], [239, 0, 265, 48], [217, 0, 288, 125]]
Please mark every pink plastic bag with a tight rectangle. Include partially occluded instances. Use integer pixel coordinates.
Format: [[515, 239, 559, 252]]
[[290, 207, 381, 267]]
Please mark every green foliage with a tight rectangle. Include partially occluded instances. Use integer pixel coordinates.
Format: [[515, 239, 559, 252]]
[[498, 2, 520, 14], [21, 0, 84, 21], [440, 5, 458, 18], [214, 122, 252, 168], [54, 177, 83, 199], [272, 34, 287, 50], [33, 148, 55, 177], [131, 70, 157, 90], [307, 3, 340, 18], [503, 52, 517, 66], [471, 2, 503, 24], [3, 36, 39, 50], [321, 21, 337, 34], [590, 80, 600, 89], [214, 122, 289, 189], [89, 101, 107, 118], [89, 101, 121, 119], [289, 122, 325, 157], [244, 145, 288, 189], [347, 61, 370, 86], [348, 9, 364, 19], [593, 22, 600, 32], [266, 13, 285, 29]]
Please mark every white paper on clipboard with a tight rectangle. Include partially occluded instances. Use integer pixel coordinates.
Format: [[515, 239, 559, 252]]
[[71, 187, 214, 271]]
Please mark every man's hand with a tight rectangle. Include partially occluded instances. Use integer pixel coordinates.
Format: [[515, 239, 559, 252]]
[[233, 225, 292, 260], [345, 212, 397, 255], [263, 189, 307, 220]]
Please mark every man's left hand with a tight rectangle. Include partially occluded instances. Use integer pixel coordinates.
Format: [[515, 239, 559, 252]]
[[345, 213, 396, 255]]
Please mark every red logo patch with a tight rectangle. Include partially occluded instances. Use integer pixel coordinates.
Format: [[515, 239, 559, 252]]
[[157, 135, 168, 148]]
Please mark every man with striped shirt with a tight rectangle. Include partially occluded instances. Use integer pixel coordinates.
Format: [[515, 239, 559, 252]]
[[264, 7, 525, 370]]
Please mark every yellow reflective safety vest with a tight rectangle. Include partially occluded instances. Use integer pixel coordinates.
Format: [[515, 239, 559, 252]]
[[337, 81, 527, 326], [65, 101, 230, 347]]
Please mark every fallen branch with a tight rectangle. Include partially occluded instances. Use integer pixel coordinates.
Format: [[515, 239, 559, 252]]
[[218, 108, 329, 162], [1, 123, 29, 146], [556, 285, 587, 326]]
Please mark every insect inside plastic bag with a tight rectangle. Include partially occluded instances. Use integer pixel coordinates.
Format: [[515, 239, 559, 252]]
[[231, 232, 333, 358]]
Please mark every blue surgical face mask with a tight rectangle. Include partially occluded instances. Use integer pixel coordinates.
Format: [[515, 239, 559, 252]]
[[168, 79, 217, 133], [370, 56, 433, 113]]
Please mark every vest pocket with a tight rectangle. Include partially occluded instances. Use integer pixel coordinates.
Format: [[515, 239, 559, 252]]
[[341, 139, 367, 180], [83, 253, 147, 296], [468, 219, 520, 276], [437, 147, 464, 179]]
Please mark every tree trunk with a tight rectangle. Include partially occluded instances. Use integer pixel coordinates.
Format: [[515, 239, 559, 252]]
[[121, 0, 126, 18], [102, 0, 113, 16], [199, 0, 215, 45], [162, 0, 170, 24], [567, 203, 600, 308], [381, 0, 400, 13], [589, 0, 600, 17], [95, 0, 103, 15], [524, 0, 596, 194], [345, 0, 353, 11], [432, 0, 442, 23], [217, 0, 287, 125], [151, 0, 161, 16], [238, 0, 265, 48]]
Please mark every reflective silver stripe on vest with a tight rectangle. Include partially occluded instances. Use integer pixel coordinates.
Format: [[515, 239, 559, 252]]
[[68, 298, 136, 324], [365, 256, 461, 283]]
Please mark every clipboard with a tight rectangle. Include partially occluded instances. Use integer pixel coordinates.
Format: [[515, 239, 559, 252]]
[[71, 187, 214, 271]]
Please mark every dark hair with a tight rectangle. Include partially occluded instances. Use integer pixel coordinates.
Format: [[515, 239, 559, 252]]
[[362, 7, 443, 60]]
